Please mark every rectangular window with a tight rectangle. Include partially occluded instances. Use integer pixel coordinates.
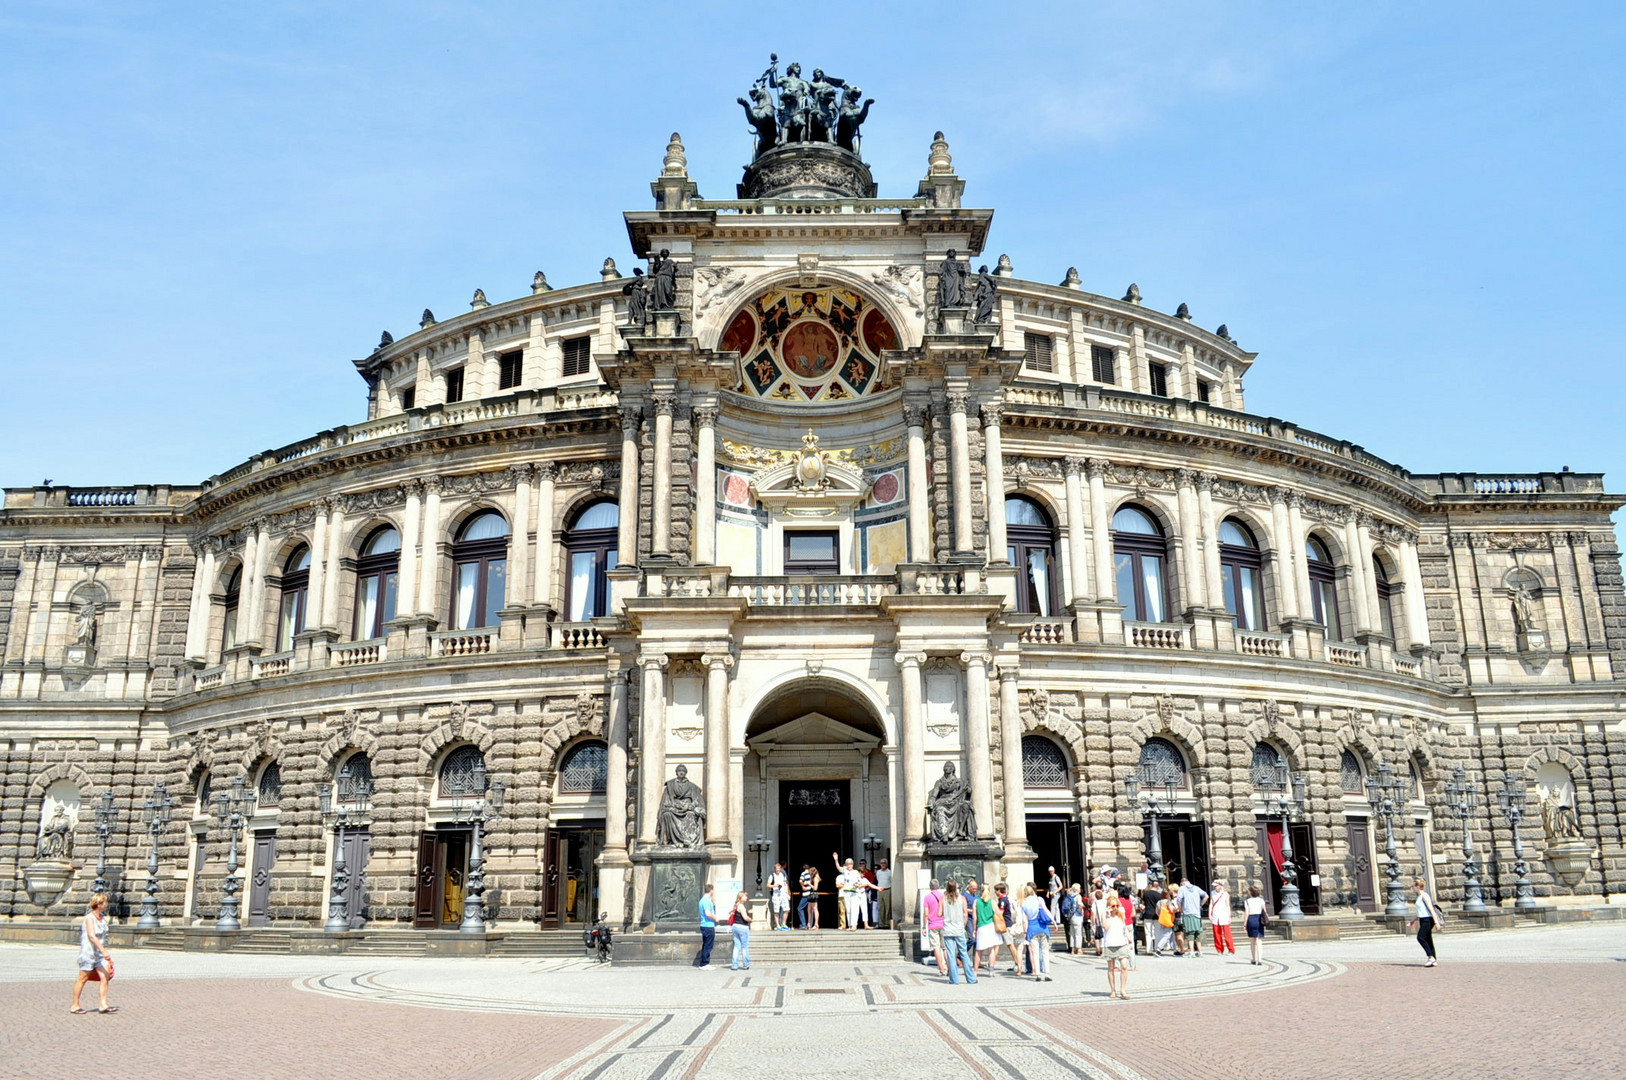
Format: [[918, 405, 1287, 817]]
[[1147, 362, 1168, 398], [784, 530, 839, 574], [1023, 332, 1054, 372], [1091, 345, 1116, 385], [445, 367, 465, 404], [399, 387, 415, 411], [1197, 379, 1212, 403], [497, 350, 523, 390], [562, 336, 592, 378]]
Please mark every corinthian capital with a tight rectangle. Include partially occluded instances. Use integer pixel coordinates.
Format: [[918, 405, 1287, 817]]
[[652, 394, 677, 417], [945, 392, 970, 415], [903, 404, 930, 428], [618, 405, 643, 432], [980, 401, 1004, 426], [1084, 458, 1110, 480], [1064, 457, 1087, 478], [693, 406, 718, 428]]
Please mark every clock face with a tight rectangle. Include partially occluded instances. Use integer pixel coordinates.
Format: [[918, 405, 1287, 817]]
[[726, 285, 896, 401]]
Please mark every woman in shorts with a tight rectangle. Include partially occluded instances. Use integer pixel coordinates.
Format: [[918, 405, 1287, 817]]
[[1244, 884, 1268, 964], [1100, 899, 1133, 999]]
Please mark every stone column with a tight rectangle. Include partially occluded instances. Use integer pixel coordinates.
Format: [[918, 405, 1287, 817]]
[[1087, 459, 1115, 599], [637, 653, 668, 845], [1063, 457, 1091, 604], [184, 545, 216, 662], [1345, 510, 1373, 634], [1174, 469, 1205, 611], [533, 463, 557, 608], [997, 662, 1028, 850], [243, 521, 270, 647], [905, 405, 932, 562], [308, 500, 331, 628], [616, 407, 641, 567], [398, 480, 424, 612], [1197, 473, 1224, 608], [897, 652, 926, 847], [1287, 491, 1311, 619], [1268, 487, 1299, 619], [703, 653, 732, 847], [651, 394, 675, 557], [510, 465, 533, 608], [604, 667, 631, 855], [320, 501, 345, 631], [1399, 534, 1431, 647], [694, 406, 718, 565], [947, 391, 974, 556], [961, 652, 995, 839], [981, 403, 1007, 562], [417, 479, 443, 617]]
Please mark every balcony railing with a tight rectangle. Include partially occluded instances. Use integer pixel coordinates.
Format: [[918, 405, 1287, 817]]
[[331, 639, 386, 667], [1016, 617, 1073, 645], [1125, 622, 1190, 650], [1236, 629, 1288, 658], [727, 576, 897, 606], [433, 630, 493, 657], [251, 651, 293, 679], [1327, 642, 1367, 668], [553, 622, 606, 649]]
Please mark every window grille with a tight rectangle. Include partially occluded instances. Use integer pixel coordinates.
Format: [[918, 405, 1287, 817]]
[[439, 745, 487, 798], [257, 762, 282, 808], [559, 743, 608, 794], [1023, 333, 1054, 372], [1091, 344, 1116, 384], [1339, 751, 1365, 795], [498, 350, 523, 390], [1251, 744, 1287, 790], [336, 754, 374, 804], [1022, 736, 1069, 788], [1137, 738, 1186, 787], [562, 336, 592, 377]]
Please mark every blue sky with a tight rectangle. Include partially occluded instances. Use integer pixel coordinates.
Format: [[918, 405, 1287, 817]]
[[2, 2, 1622, 519]]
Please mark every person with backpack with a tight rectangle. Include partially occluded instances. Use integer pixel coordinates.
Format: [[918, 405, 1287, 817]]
[[989, 881, 1025, 974], [1061, 883, 1085, 954], [1020, 882, 1054, 981]]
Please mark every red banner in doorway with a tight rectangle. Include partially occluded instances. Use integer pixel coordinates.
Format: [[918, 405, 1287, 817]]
[[1266, 822, 1286, 874]]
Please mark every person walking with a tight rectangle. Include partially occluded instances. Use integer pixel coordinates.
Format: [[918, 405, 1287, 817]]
[[939, 880, 977, 984], [1409, 878, 1443, 967], [1140, 879, 1165, 956], [798, 864, 820, 929], [1063, 884, 1086, 954], [1100, 898, 1133, 999], [697, 884, 718, 967], [923, 878, 947, 975], [1090, 886, 1109, 957], [1047, 866, 1064, 924], [1244, 885, 1268, 965], [992, 882, 1025, 973], [1175, 877, 1208, 956], [729, 891, 753, 970], [70, 893, 114, 1014], [875, 859, 893, 928], [1209, 881, 1236, 955], [1157, 890, 1180, 956], [767, 862, 790, 930], [972, 881, 1000, 973], [962, 880, 981, 960], [1020, 883, 1053, 981]]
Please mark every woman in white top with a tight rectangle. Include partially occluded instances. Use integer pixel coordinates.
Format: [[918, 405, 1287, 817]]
[[71, 893, 114, 1014], [1243, 884, 1268, 965], [1408, 878, 1442, 967], [1099, 899, 1132, 999], [1020, 883, 1053, 981], [1208, 882, 1236, 955]]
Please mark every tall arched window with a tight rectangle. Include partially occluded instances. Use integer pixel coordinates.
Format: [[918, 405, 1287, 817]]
[[1250, 743, 1287, 790], [1006, 496, 1059, 616], [353, 526, 401, 640], [563, 501, 618, 622], [221, 566, 242, 652], [1219, 519, 1266, 630], [1112, 505, 1168, 622], [1021, 735, 1070, 788], [336, 752, 373, 804], [558, 742, 609, 795], [195, 770, 213, 815], [1373, 556, 1396, 640], [439, 745, 487, 798], [276, 546, 311, 652], [1137, 737, 1187, 788], [257, 761, 282, 808], [1305, 536, 1342, 640], [1339, 750, 1366, 795], [452, 512, 510, 630]]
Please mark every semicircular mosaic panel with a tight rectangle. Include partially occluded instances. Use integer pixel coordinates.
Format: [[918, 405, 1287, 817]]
[[722, 285, 899, 402]]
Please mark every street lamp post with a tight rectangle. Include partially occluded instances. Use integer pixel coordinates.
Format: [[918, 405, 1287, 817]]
[[91, 790, 117, 895], [137, 783, 176, 929], [1445, 766, 1486, 913], [748, 835, 771, 890], [1259, 769, 1308, 921], [211, 775, 257, 931], [453, 760, 505, 934], [1496, 773, 1537, 911], [1366, 761, 1411, 917], [319, 780, 373, 933], [1123, 767, 1179, 886]]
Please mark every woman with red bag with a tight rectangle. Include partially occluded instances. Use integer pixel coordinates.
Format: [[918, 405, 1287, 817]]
[[71, 893, 116, 1014]]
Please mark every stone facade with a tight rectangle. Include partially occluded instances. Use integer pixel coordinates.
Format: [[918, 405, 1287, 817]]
[[2, 110, 1624, 935]]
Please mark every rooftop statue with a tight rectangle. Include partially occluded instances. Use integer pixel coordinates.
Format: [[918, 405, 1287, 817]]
[[937, 250, 968, 309], [744, 54, 874, 160], [622, 268, 649, 327], [649, 250, 678, 312]]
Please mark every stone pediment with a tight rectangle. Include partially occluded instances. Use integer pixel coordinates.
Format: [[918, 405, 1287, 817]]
[[748, 711, 881, 750], [749, 429, 870, 515]]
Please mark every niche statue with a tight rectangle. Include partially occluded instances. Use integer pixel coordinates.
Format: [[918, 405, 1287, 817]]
[[656, 764, 705, 848], [927, 762, 977, 843], [38, 806, 74, 860]]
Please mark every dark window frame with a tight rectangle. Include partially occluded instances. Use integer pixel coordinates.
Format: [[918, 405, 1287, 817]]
[[399, 386, 416, 411], [275, 546, 311, 652], [445, 367, 465, 404], [1373, 556, 1396, 639], [1147, 362, 1168, 397], [1022, 332, 1054, 373], [783, 529, 840, 575], [497, 350, 523, 390], [1218, 519, 1267, 631], [1006, 495, 1060, 616], [559, 741, 609, 795], [451, 513, 510, 630], [1112, 506, 1171, 623], [353, 526, 401, 641], [563, 500, 619, 621], [221, 566, 242, 652], [1306, 536, 1343, 640], [1090, 344, 1116, 384], [562, 336, 592, 378]]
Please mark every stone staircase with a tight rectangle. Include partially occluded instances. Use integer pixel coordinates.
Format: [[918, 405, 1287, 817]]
[[487, 931, 593, 958], [728, 929, 911, 963], [344, 930, 430, 955]]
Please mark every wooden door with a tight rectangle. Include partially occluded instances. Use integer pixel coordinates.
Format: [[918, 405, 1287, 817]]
[[541, 829, 564, 928], [187, 834, 208, 921], [341, 829, 370, 929], [247, 831, 276, 926], [414, 832, 438, 928], [1290, 822, 1320, 915], [1346, 818, 1376, 913]]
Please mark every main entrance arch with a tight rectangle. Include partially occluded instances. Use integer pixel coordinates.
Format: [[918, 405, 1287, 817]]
[[744, 679, 891, 928]]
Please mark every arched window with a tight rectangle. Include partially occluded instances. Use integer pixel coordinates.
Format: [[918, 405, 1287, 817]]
[[353, 526, 401, 640], [1112, 505, 1168, 622], [1219, 519, 1266, 631], [563, 501, 618, 622], [1137, 738, 1187, 788], [1250, 743, 1287, 790], [439, 745, 487, 798], [1006, 496, 1059, 616], [452, 512, 510, 630], [195, 770, 213, 815], [1373, 556, 1396, 640], [1305, 536, 1342, 640], [558, 742, 609, 795], [257, 761, 282, 808], [1408, 756, 1425, 801], [1021, 735, 1070, 788], [276, 545, 312, 652], [336, 752, 373, 804], [1339, 751, 1366, 795], [221, 566, 242, 652]]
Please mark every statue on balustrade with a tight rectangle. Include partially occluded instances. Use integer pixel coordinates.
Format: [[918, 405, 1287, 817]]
[[972, 265, 998, 324], [656, 764, 706, 848], [649, 250, 678, 312], [937, 250, 968, 310], [623, 268, 649, 326], [836, 87, 874, 153], [738, 86, 779, 153], [927, 762, 977, 843]]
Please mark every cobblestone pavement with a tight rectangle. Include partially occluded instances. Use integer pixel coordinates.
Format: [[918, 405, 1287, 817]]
[[2, 922, 1621, 1080]]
